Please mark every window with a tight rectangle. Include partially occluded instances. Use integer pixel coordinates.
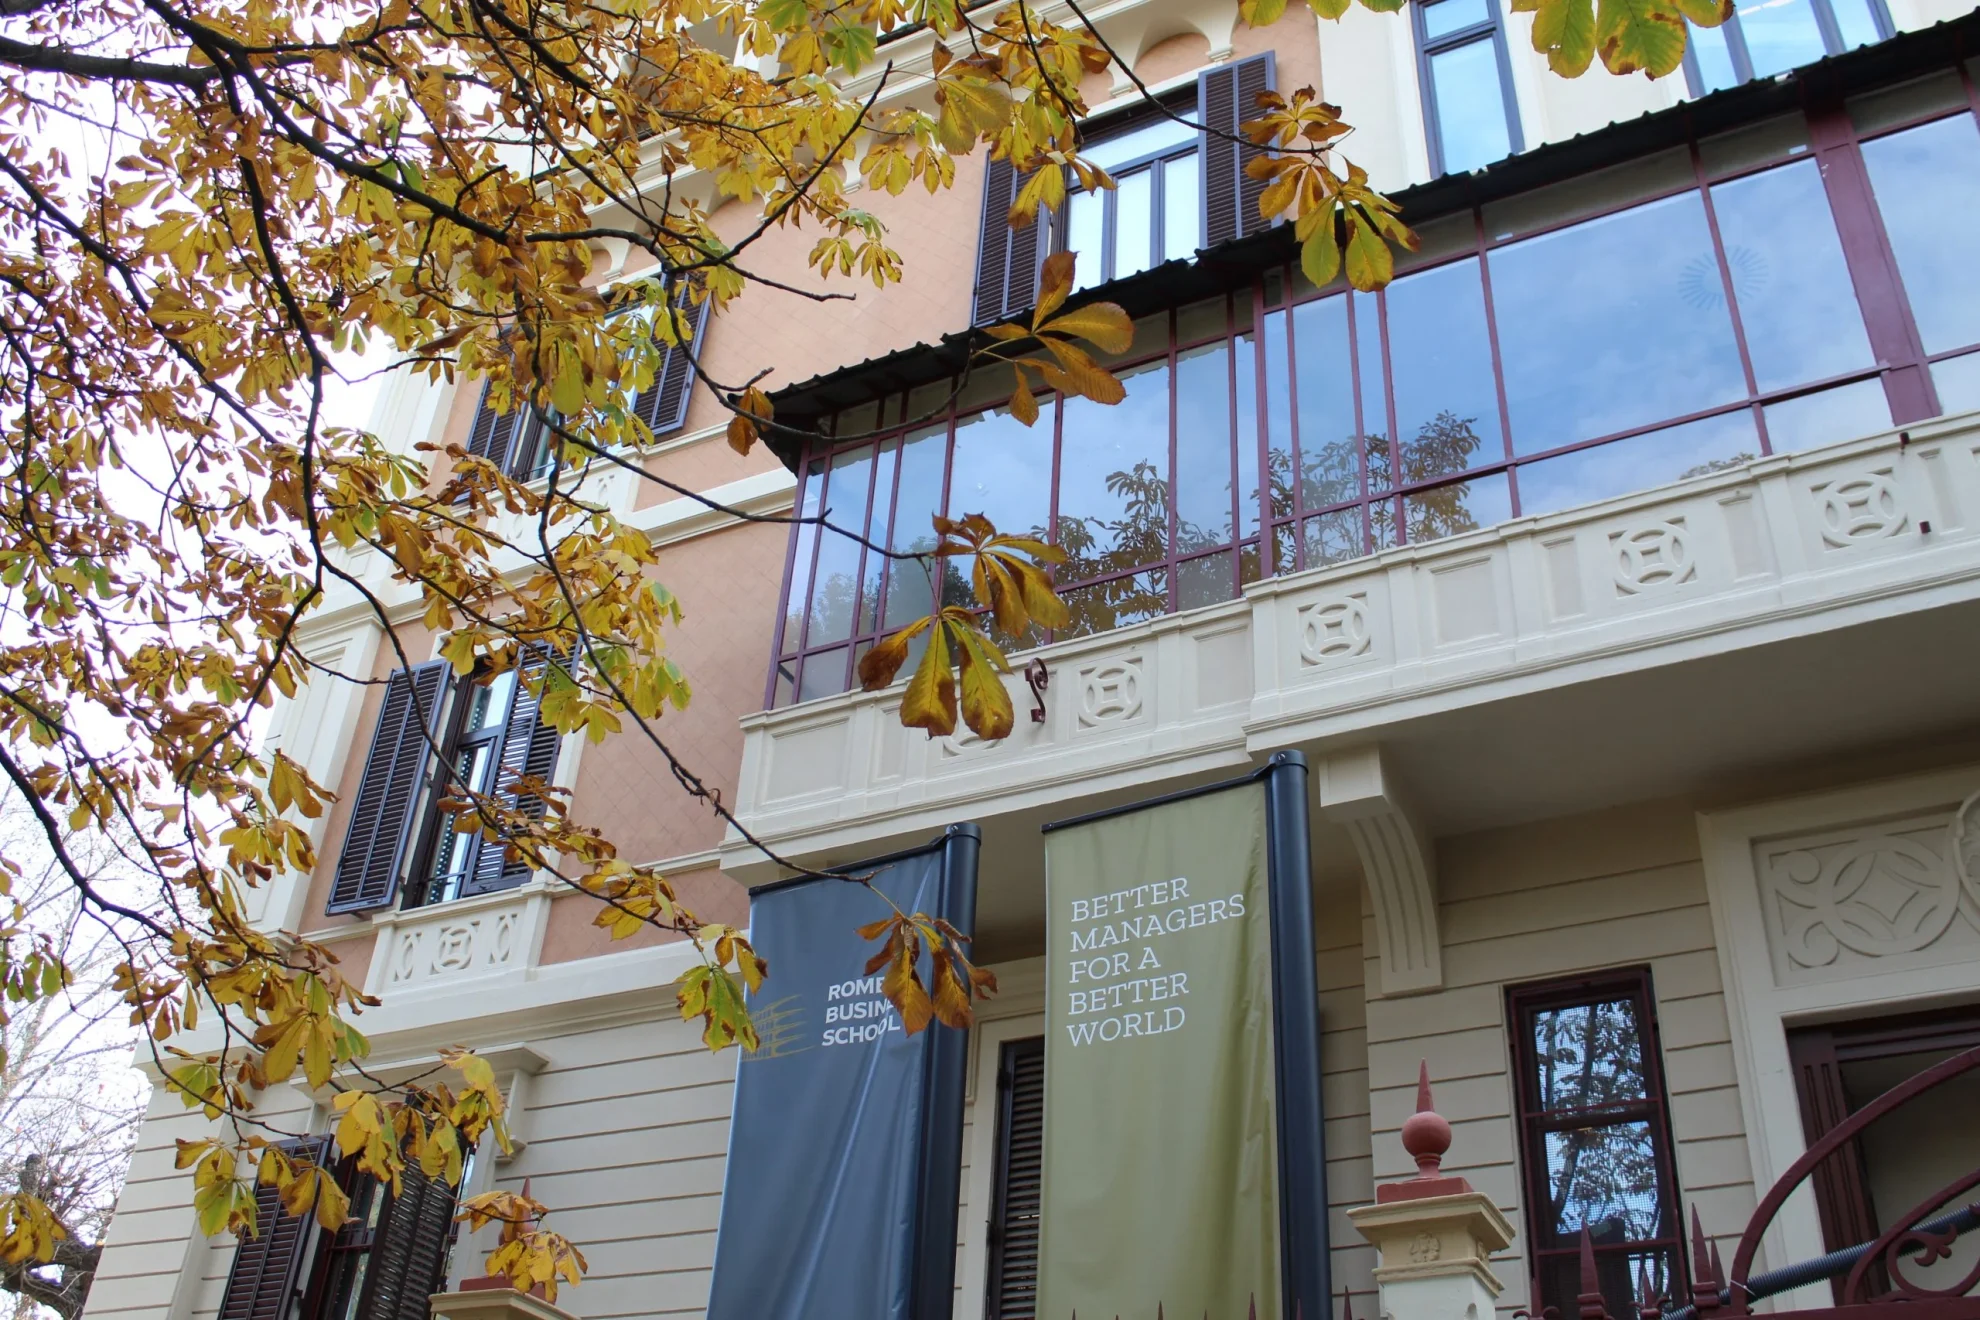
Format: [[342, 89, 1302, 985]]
[[1683, 0, 1893, 94], [971, 56, 1274, 325], [986, 1038, 1045, 1319], [217, 1141, 464, 1320], [1508, 971, 1683, 1320], [779, 71, 1980, 707], [459, 291, 711, 483], [1415, 0, 1522, 176], [327, 656, 563, 915]]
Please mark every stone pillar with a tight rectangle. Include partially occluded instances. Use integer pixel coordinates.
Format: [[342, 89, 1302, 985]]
[[1348, 1062, 1516, 1320], [428, 1286, 575, 1320]]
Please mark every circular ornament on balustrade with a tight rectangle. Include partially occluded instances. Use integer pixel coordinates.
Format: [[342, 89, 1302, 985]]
[[1950, 788, 1980, 905]]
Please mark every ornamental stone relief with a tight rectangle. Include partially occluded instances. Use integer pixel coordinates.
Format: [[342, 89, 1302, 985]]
[[1611, 521, 1696, 596], [1076, 659, 1144, 731], [1814, 470, 1908, 548], [387, 908, 521, 987], [1297, 594, 1372, 667], [1756, 813, 1980, 985]]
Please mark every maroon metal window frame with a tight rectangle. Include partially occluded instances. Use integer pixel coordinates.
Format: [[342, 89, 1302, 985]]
[[1507, 967, 1687, 1320], [766, 60, 1980, 708]]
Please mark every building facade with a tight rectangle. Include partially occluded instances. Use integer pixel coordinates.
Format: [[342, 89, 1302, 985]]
[[81, 1, 1980, 1318]]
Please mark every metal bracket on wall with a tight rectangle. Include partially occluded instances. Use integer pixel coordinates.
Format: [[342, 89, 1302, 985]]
[[1024, 657, 1049, 723]]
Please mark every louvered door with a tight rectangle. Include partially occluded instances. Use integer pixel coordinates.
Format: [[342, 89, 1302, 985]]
[[1199, 53, 1277, 249], [216, 1138, 333, 1320], [459, 649, 562, 898], [972, 157, 1044, 326], [986, 1037, 1045, 1319], [353, 1163, 462, 1320], [631, 288, 712, 438], [327, 662, 453, 914]]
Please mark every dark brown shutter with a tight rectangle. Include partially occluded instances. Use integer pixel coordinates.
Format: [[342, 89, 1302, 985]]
[[1200, 52, 1277, 249], [216, 1138, 332, 1320], [631, 289, 712, 438], [462, 382, 542, 481], [972, 157, 1043, 326], [460, 650, 562, 898], [327, 662, 453, 915], [985, 1037, 1044, 1319], [354, 1163, 462, 1320]]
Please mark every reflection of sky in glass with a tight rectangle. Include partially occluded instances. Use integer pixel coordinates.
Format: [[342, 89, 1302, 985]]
[[1711, 161, 1873, 392], [1862, 116, 1980, 355], [1059, 361, 1171, 579], [1934, 351, 1980, 416], [1517, 413, 1758, 517], [1492, 192, 1746, 454], [949, 405, 1053, 541], [1424, 0, 1492, 38], [1688, 20, 1740, 92], [1763, 379, 1890, 453], [1387, 259, 1502, 479], [1736, 0, 1827, 76], [1544, 1121, 1664, 1242], [1174, 344, 1234, 552], [1830, 0, 1883, 47], [1429, 39, 1513, 174], [1534, 1000, 1647, 1108], [883, 426, 947, 630], [1294, 296, 1358, 510], [806, 445, 873, 645]]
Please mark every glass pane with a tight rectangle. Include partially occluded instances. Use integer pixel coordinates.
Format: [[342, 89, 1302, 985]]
[[883, 425, 947, 630], [784, 458, 825, 650], [1403, 471, 1511, 544], [950, 405, 1052, 541], [1710, 160, 1873, 392], [1763, 379, 1891, 453], [1423, 0, 1492, 38], [1264, 309, 1294, 521], [1483, 148, 1693, 241], [1385, 258, 1503, 482], [1066, 188, 1105, 291], [1493, 192, 1746, 454], [1163, 154, 1201, 262], [1516, 411, 1760, 517], [1176, 551, 1235, 612], [1542, 1121, 1667, 1243], [1059, 569, 1169, 640], [1429, 38, 1514, 175], [1272, 520, 1299, 575], [1933, 350, 1980, 415], [463, 670, 516, 734], [1861, 115, 1980, 355], [857, 440, 900, 635], [1239, 541, 1263, 588], [1114, 169, 1155, 281], [1175, 342, 1235, 553], [1235, 329, 1261, 538], [1830, 0, 1884, 46], [1736, 0, 1828, 78], [1082, 116, 1199, 171], [1688, 21, 1740, 93], [797, 647, 848, 703], [771, 661, 795, 708], [835, 400, 880, 439], [1533, 998, 1649, 1108], [1353, 293, 1392, 490], [804, 446, 875, 647], [1178, 294, 1226, 344], [1540, 1248, 1675, 1320], [1698, 114, 1811, 177], [1303, 508, 1367, 568], [1294, 295, 1360, 510], [1059, 360, 1171, 582]]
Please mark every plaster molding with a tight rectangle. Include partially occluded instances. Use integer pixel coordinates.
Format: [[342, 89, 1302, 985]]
[[1318, 746, 1442, 997]]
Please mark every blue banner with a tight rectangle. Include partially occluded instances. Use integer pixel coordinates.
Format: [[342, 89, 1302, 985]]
[[706, 825, 980, 1320]]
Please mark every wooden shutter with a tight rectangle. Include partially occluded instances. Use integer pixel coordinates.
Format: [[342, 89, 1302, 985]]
[[216, 1138, 332, 1320], [463, 382, 542, 480], [459, 650, 562, 898], [353, 1163, 462, 1320], [327, 662, 452, 915], [972, 157, 1044, 327], [985, 1037, 1044, 1319], [1199, 53, 1277, 249], [631, 290, 712, 438]]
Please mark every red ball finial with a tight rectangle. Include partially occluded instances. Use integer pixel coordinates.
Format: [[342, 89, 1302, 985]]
[[1399, 1059, 1452, 1179]]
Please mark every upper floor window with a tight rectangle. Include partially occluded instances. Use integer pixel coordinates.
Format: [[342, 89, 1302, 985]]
[[775, 68, 1980, 709], [1415, 0, 1523, 176], [1683, 0, 1893, 94], [327, 655, 563, 916], [1508, 971, 1683, 1320], [459, 290, 710, 483], [217, 1140, 463, 1320], [972, 56, 1275, 325]]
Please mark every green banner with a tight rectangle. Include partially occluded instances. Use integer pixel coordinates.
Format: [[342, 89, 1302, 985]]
[[1039, 786, 1281, 1320]]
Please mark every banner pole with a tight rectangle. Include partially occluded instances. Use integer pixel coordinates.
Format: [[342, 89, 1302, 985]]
[[1264, 751, 1331, 1320], [911, 822, 982, 1319]]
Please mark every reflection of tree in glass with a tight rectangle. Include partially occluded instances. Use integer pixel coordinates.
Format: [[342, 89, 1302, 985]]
[[1533, 1002, 1663, 1245], [1054, 461, 1178, 637], [1679, 452, 1757, 481], [1276, 410, 1488, 551]]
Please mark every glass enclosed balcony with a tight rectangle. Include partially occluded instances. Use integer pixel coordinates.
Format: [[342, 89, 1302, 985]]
[[767, 62, 1980, 709]]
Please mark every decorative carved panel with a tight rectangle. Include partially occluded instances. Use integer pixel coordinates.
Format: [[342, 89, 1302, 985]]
[[1813, 470, 1908, 548], [385, 906, 524, 987], [1075, 659, 1144, 731], [1754, 811, 1980, 985], [1610, 520, 1696, 596], [1297, 594, 1373, 667]]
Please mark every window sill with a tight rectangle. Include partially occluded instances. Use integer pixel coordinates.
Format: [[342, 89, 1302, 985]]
[[375, 876, 556, 930]]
